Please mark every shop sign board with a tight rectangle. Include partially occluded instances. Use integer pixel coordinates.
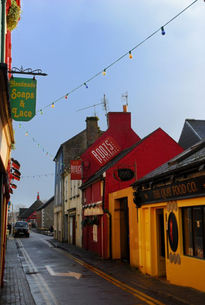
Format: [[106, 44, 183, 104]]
[[9, 77, 37, 121], [90, 136, 121, 166], [70, 160, 82, 180], [135, 176, 205, 205]]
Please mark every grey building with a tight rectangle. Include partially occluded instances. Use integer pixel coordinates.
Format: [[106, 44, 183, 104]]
[[54, 117, 103, 242], [36, 196, 54, 230]]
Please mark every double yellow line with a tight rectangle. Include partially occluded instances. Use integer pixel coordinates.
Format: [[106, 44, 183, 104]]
[[56, 248, 165, 305]]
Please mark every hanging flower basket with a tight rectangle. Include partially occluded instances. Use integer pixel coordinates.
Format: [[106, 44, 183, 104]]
[[7, 0, 21, 31]]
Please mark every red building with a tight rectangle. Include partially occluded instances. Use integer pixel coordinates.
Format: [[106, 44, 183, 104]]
[[81, 115, 183, 258], [80, 109, 140, 256]]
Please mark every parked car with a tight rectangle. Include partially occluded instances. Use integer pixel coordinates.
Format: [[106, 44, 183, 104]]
[[13, 221, 30, 237]]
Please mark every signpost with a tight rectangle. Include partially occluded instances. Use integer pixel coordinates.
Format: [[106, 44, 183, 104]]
[[9, 77, 37, 121]]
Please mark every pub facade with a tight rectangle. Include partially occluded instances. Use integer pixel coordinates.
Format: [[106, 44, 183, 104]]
[[132, 139, 205, 292]]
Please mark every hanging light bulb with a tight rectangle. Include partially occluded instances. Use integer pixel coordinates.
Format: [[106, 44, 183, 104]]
[[102, 69, 106, 76], [84, 82, 88, 89], [40, 109, 43, 115], [129, 51, 133, 59], [161, 26, 165, 35], [51, 103, 55, 108], [25, 131, 28, 136]]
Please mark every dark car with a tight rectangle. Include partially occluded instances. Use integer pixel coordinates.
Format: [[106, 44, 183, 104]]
[[13, 221, 30, 237]]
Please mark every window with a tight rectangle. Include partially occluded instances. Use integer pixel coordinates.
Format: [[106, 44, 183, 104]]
[[182, 206, 205, 259]]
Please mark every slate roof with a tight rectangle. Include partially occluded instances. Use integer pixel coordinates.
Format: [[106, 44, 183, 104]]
[[20, 199, 43, 219], [178, 119, 205, 150], [36, 196, 54, 211], [133, 138, 205, 186], [80, 128, 162, 189]]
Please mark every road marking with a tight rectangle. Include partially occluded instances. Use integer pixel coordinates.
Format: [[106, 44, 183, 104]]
[[16, 239, 60, 305], [55, 248, 165, 305], [46, 265, 82, 279]]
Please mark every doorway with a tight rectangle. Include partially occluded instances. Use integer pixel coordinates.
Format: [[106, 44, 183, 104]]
[[156, 209, 166, 277], [119, 197, 130, 262], [69, 215, 76, 245]]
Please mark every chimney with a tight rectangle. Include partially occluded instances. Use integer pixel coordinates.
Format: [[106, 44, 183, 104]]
[[107, 111, 131, 130], [86, 117, 100, 148], [37, 192, 40, 200]]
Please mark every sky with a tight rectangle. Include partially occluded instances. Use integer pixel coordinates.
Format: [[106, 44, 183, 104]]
[[10, 0, 205, 209]]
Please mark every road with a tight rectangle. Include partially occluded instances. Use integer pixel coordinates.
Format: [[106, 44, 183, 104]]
[[15, 232, 192, 305]]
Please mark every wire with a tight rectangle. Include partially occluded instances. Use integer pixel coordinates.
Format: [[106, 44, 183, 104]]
[[35, 0, 200, 114]]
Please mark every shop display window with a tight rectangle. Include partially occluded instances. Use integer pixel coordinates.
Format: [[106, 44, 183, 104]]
[[182, 206, 205, 259]]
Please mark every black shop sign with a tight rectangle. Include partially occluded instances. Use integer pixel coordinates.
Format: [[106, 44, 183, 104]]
[[136, 176, 205, 205]]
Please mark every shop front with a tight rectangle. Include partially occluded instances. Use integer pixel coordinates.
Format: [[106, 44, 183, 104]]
[[133, 141, 205, 292]]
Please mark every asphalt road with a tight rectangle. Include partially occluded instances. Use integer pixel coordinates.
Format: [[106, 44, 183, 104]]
[[16, 231, 153, 305]]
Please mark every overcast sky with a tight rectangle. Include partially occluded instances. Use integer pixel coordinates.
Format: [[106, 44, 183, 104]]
[[10, 0, 205, 209]]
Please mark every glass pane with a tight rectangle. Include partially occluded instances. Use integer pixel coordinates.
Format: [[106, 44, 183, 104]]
[[193, 207, 203, 258], [183, 208, 193, 256]]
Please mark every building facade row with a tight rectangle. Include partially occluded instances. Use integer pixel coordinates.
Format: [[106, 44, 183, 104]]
[[53, 110, 205, 292]]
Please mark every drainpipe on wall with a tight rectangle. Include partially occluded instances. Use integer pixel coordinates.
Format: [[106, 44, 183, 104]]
[[1, 0, 6, 63], [102, 175, 112, 259]]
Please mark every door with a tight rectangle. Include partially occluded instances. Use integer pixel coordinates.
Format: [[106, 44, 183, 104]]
[[156, 209, 166, 277], [119, 197, 130, 262]]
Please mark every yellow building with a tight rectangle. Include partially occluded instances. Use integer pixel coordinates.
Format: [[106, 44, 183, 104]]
[[64, 172, 82, 247], [0, 64, 15, 286], [133, 140, 205, 292]]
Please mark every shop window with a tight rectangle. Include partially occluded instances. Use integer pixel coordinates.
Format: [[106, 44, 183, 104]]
[[182, 206, 205, 259]]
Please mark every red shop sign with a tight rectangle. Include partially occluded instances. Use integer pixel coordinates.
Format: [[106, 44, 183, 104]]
[[90, 136, 121, 166], [70, 160, 82, 180]]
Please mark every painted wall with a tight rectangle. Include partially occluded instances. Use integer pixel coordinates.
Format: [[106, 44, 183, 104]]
[[81, 112, 140, 181], [138, 197, 205, 292], [109, 187, 138, 266]]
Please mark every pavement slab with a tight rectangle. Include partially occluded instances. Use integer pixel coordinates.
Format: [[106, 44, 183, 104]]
[[0, 237, 36, 305]]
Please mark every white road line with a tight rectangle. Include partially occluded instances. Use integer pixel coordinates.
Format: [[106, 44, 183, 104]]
[[17, 239, 59, 305], [46, 265, 82, 279]]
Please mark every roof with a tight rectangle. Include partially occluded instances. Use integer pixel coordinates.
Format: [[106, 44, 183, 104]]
[[178, 119, 205, 150], [20, 199, 43, 219], [54, 129, 85, 161], [80, 128, 162, 189], [133, 138, 205, 187], [36, 196, 54, 211]]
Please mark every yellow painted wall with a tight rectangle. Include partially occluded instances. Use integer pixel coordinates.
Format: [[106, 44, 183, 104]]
[[166, 197, 205, 292], [138, 196, 205, 292], [138, 204, 167, 277], [109, 187, 139, 267]]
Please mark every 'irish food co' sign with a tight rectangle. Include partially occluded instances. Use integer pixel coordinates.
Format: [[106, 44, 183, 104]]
[[9, 77, 37, 121]]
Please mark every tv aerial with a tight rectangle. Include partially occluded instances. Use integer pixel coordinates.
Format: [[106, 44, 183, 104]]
[[76, 94, 109, 126]]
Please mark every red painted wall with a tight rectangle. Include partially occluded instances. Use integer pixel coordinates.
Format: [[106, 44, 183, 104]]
[[105, 128, 184, 202], [81, 112, 140, 181], [82, 127, 183, 258]]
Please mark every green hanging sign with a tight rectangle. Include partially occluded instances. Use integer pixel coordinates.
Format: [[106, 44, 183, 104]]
[[9, 77, 37, 121]]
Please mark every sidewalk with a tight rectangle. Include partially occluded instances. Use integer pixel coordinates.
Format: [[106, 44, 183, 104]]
[[49, 239, 205, 305], [0, 237, 36, 305]]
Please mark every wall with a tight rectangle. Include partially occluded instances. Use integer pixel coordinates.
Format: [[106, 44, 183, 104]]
[[138, 197, 205, 292], [109, 187, 139, 266]]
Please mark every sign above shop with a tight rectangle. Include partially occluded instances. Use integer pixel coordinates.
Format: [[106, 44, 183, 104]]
[[70, 160, 82, 180], [114, 168, 135, 182], [134, 176, 205, 205], [9, 77, 37, 121], [90, 136, 121, 166]]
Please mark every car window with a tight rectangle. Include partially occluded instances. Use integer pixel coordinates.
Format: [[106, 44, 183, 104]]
[[15, 222, 28, 228]]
